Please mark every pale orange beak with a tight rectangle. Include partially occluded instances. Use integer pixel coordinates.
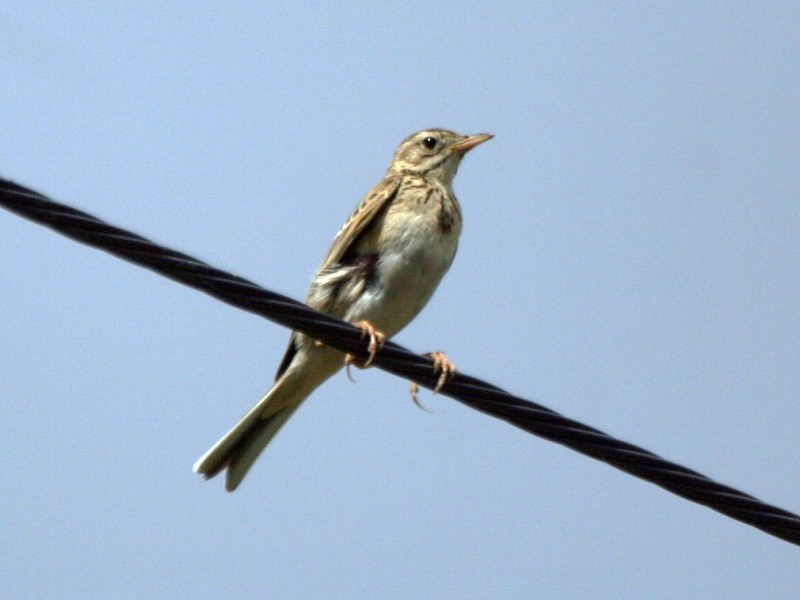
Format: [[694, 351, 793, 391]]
[[450, 133, 494, 154]]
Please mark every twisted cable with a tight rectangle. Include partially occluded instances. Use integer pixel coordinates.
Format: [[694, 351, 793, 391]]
[[2, 177, 798, 546]]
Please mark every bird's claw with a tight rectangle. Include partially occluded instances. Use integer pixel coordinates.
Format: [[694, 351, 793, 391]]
[[409, 351, 456, 410], [344, 320, 386, 381]]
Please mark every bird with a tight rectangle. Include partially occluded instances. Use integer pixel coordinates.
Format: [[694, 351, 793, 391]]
[[193, 128, 493, 491]]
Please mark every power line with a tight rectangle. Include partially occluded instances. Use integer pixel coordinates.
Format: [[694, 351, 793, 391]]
[[2, 177, 798, 546]]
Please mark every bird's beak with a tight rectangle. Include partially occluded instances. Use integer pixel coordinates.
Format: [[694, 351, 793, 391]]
[[450, 133, 494, 154]]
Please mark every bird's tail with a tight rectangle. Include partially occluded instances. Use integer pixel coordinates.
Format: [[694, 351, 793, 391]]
[[193, 371, 315, 492]]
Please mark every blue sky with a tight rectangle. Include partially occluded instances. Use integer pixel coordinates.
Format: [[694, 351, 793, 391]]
[[2, 3, 799, 598]]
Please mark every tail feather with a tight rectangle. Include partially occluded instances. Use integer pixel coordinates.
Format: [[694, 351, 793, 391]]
[[193, 375, 306, 491], [221, 405, 298, 491]]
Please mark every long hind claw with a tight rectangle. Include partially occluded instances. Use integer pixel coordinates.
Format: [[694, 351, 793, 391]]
[[355, 320, 386, 367], [429, 351, 456, 393], [409, 351, 457, 410], [409, 381, 433, 412], [344, 353, 358, 382], [343, 320, 386, 381]]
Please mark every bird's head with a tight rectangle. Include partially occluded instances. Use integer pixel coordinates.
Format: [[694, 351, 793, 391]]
[[388, 129, 493, 186]]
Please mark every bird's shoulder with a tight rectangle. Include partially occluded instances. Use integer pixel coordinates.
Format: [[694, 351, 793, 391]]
[[318, 174, 402, 270]]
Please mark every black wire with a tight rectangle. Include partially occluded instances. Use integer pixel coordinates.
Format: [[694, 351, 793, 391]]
[[2, 176, 799, 546]]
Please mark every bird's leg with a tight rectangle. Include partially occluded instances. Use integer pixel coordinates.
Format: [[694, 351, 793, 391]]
[[428, 351, 457, 392], [344, 320, 386, 381], [409, 351, 457, 409]]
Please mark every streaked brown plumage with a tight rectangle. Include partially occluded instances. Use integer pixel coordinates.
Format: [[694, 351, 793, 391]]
[[194, 129, 492, 491]]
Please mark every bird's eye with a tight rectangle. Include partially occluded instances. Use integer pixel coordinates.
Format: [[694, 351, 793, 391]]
[[421, 136, 438, 150]]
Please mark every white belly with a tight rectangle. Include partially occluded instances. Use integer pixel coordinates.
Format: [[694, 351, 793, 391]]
[[344, 212, 459, 337]]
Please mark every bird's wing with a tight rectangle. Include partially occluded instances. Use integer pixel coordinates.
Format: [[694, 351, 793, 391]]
[[318, 175, 401, 270], [274, 176, 401, 381]]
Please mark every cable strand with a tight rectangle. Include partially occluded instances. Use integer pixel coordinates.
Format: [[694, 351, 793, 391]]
[[2, 176, 798, 546]]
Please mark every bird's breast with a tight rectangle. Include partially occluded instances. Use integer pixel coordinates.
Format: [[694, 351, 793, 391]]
[[358, 204, 460, 336]]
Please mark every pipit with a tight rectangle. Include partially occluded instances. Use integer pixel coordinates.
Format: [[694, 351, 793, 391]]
[[194, 129, 493, 491]]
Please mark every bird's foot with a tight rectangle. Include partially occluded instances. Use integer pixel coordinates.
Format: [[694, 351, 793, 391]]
[[409, 351, 457, 410], [344, 320, 386, 381]]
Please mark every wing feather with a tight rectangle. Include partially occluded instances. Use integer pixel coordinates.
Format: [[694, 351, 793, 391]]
[[274, 175, 401, 380], [318, 176, 401, 270]]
